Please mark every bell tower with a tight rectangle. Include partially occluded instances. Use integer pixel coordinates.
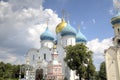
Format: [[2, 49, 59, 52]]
[[105, 0, 120, 80], [111, 14, 120, 47], [111, 0, 120, 47]]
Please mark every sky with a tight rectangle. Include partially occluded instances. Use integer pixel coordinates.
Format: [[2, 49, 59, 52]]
[[0, 0, 116, 70]]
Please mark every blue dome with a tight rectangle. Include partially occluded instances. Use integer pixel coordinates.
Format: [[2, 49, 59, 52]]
[[111, 12, 120, 25], [76, 30, 87, 43], [61, 23, 76, 36], [40, 27, 54, 41]]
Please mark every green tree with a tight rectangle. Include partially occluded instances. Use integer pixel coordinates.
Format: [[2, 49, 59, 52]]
[[0, 62, 23, 80], [94, 71, 100, 80], [64, 44, 95, 80], [99, 61, 107, 80]]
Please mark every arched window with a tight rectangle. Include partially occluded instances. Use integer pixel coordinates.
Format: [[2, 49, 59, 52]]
[[44, 53, 46, 60], [118, 28, 120, 34], [33, 55, 35, 61], [117, 39, 120, 46]]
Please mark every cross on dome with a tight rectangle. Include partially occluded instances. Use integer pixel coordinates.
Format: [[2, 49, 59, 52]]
[[113, 0, 120, 13], [78, 24, 81, 31], [40, 19, 54, 41], [76, 24, 87, 43]]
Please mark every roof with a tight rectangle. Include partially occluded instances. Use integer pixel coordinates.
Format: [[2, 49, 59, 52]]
[[61, 22, 76, 37], [40, 27, 54, 41]]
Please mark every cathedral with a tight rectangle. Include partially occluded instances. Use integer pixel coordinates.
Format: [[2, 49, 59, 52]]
[[24, 16, 87, 80]]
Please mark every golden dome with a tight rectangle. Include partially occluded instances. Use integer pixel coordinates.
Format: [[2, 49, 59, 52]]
[[56, 19, 67, 34]]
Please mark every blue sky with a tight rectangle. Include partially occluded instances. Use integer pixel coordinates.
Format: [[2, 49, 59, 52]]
[[0, 0, 115, 70], [43, 0, 114, 41]]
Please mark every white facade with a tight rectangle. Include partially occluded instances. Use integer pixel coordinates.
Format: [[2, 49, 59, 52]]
[[23, 18, 87, 80]]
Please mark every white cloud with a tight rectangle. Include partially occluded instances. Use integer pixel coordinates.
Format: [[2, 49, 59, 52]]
[[0, 0, 60, 64], [0, 47, 18, 64], [81, 21, 84, 25], [92, 19, 96, 24], [87, 37, 113, 70], [0, 47, 25, 64], [109, 8, 114, 15]]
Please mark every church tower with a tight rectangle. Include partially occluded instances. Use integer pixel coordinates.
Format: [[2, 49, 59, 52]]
[[105, 0, 120, 80], [47, 45, 64, 80]]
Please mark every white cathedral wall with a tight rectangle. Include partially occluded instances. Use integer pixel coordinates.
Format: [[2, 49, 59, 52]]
[[39, 47, 52, 62], [56, 35, 76, 80], [41, 40, 54, 49], [56, 45, 66, 75], [26, 48, 39, 67], [25, 46, 52, 79]]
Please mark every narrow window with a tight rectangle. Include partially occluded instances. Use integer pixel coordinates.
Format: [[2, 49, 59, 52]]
[[117, 39, 120, 46], [66, 40, 67, 46], [44, 53, 46, 60], [33, 55, 35, 61], [118, 28, 119, 33], [49, 48, 51, 51], [71, 39, 72, 45]]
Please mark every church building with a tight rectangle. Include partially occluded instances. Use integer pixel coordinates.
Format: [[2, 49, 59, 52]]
[[24, 16, 87, 80]]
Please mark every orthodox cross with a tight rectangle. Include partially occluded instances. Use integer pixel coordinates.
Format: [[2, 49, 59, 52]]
[[113, 0, 120, 13]]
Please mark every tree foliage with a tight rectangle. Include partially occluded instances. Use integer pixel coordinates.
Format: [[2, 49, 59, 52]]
[[64, 44, 95, 80], [99, 61, 107, 80], [0, 62, 24, 80]]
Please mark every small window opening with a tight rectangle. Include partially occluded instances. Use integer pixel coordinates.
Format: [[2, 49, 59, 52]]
[[118, 28, 120, 33], [33, 55, 35, 61], [44, 53, 46, 60], [117, 39, 120, 46]]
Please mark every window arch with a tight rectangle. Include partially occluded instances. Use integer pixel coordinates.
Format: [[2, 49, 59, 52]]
[[117, 39, 120, 46]]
